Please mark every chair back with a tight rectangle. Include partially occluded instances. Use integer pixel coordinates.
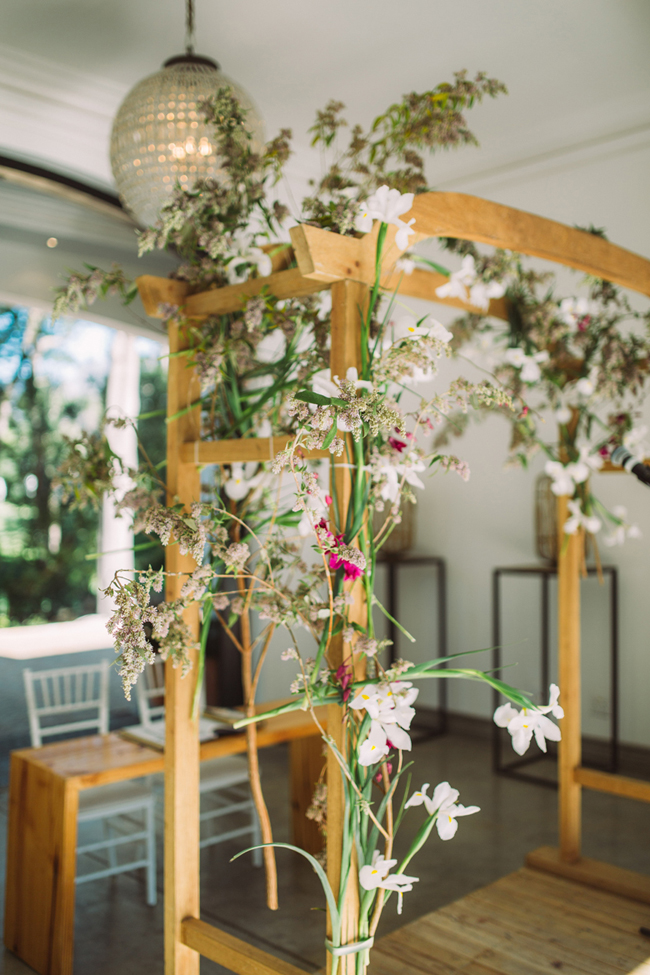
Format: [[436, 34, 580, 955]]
[[136, 657, 166, 727], [23, 661, 110, 747]]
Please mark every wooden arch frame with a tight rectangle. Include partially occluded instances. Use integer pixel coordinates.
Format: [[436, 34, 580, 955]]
[[137, 190, 650, 975]]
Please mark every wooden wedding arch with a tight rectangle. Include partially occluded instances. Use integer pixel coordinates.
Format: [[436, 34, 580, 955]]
[[137, 190, 650, 975]]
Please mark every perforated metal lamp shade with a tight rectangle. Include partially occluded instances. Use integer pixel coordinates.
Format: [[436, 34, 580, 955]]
[[110, 53, 263, 228]]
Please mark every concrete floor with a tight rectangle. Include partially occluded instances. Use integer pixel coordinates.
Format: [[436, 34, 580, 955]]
[[2, 730, 650, 974]]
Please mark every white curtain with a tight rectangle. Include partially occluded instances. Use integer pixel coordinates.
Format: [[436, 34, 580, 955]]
[[97, 330, 140, 615]]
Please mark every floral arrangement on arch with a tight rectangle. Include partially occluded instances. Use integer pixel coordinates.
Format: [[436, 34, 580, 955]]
[[54, 72, 565, 971], [426, 237, 650, 553]]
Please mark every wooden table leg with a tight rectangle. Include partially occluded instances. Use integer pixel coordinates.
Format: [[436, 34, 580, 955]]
[[4, 753, 79, 975], [289, 736, 325, 855]]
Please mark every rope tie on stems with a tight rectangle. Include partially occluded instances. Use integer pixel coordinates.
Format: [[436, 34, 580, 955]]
[[325, 937, 374, 957]]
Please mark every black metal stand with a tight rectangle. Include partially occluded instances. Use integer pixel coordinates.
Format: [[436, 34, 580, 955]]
[[492, 563, 619, 787], [378, 553, 448, 735]]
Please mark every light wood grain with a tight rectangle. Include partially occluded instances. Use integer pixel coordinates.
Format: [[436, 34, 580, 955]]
[[325, 279, 370, 975], [165, 318, 203, 975], [574, 766, 650, 803], [180, 918, 309, 975], [527, 847, 650, 905], [406, 192, 650, 297], [7, 707, 326, 789], [290, 223, 374, 284], [601, 458, 650, 472], [557, 494, 582, 863], [289, 735, 325, 856], [137, 275, 189, 317], [371, 866, 650, 974], [185, 267, 328, 317], [179, 437, 329, 465], [291, 222, 510, 318], [4, 754, 78, 975], [260, 242, 294, 274]]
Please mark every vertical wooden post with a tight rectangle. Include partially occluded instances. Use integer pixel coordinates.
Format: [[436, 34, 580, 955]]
[[326, 280, 369, 972], [165, 322, 202, 975], [289, 736, 326, 854], [557, 494, 582, 863]]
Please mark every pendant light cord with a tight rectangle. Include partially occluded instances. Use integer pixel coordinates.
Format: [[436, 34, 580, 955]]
[[185, 0, 195, 54]]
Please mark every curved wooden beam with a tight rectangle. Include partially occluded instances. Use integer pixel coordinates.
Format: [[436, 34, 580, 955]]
[[406, 192, 650, 297]]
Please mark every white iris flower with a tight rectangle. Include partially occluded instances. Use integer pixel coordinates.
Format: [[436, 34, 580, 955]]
[[405, 781, 480, 840], [355, 185, 416, 250], [494, 684, 563, 756], [351, 681, 419, 764], [358, 851, 419, 914]]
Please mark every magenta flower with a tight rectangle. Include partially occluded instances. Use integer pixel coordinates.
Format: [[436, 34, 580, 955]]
[[374, 762, 393, 784], [329, 552, 364, 580], [335, 662, 353, 702]]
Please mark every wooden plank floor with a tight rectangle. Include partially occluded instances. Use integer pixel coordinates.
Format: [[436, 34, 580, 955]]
[[371, 867, 650, 974]]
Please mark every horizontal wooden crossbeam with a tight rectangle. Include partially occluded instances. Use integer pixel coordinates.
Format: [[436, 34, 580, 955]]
[[574, 766, 650, 803], [180, 917, 309, 975], [137, 192, 650, 335], [178, 437, 329, 465], [406, 193, 650, 297], [137, 269, 327, 319], [186, 268, 328, 317]]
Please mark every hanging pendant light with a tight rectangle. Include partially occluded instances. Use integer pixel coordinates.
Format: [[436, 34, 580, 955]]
[[110, 0, 263, 227]]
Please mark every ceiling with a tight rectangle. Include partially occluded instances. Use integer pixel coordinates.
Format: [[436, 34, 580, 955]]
[[1, 0, 649, 194], [0, 0, 649, 325]]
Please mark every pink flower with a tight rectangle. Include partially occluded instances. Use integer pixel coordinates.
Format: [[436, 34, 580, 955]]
[[335, 662, 353, 702], [329, 553, 364, 580], [325, 494, 333, 505], [388, 436, 407, 452], [374, 762, 393, 784]]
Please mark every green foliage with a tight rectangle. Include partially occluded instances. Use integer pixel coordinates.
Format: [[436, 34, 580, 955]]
[[53, 264, 137, 319], [0, 310, 101, 624], [303, 71, 507, 229]]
